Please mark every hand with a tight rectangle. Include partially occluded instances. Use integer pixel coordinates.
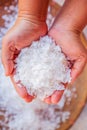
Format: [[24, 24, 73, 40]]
[[2, 18, 47, 102], [45, 26, 87, 104], [44, 0, 87, 104]]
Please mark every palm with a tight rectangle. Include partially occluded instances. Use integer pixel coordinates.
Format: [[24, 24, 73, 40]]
[[46, 28, 87, 104]]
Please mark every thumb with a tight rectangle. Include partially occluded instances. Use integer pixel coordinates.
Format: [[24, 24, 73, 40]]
[[1, 41, 15, 76], [71, 55, 87, 83]]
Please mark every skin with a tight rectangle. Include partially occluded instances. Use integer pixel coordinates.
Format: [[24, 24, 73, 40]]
[[2, 0, 49, 102], [47, 0, 87, 104], [2, 0, 87, 104]]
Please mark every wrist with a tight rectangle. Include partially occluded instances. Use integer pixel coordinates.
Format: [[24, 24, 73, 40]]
[[51, 0, 87, 34], [48, 23, 80, 47], [50, 20, 81, 36], [18, 0, 49, 23], [18, 13, 46, 24]]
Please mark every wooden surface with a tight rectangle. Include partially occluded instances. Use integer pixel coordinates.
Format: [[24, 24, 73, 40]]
[[0, 0, 87, 130]]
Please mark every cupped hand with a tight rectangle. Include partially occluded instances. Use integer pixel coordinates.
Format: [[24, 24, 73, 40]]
[[2, 18, 47, 102], [45, 26, 87, 104]]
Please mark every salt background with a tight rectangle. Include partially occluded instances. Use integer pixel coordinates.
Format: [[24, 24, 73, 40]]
[[0, 0, 87, 130]]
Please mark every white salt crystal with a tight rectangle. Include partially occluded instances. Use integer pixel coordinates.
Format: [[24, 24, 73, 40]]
[[9, 5, 15, 11], [14, 35, 71, 100], [4, 6, 9, 11], [62, 112, 70, 122], [83, 26, 87, 40], [0, 1, 17, 46], [53, 0, 65, 5]]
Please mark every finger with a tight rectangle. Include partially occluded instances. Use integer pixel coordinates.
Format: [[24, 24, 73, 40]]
[[10, 76, 34, 100], [51, 90, 64, 104], [71, 56, 87, 82], [24, 95, 34, 102], [2, 41, 15, 76], [44, 96, 51, 104]]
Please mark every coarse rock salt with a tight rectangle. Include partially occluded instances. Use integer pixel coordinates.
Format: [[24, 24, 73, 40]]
[[0, 0, 17, 48], [14, 35, 71, 100]]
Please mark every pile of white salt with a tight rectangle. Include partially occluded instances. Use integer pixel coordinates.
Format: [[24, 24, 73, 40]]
[[0, 61, 77, 130], [14, 36, 71, 100]]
